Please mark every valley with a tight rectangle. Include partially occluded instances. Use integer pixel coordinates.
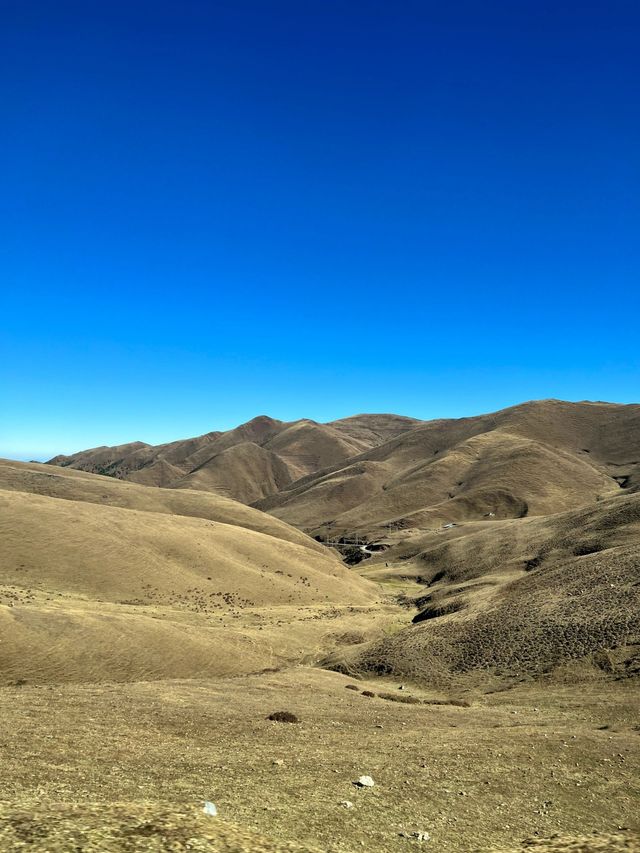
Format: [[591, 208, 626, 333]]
[[1, 400, 639, 851]]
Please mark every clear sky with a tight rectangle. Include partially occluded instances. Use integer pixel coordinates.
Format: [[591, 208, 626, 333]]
[[2, 1, 638, 460]]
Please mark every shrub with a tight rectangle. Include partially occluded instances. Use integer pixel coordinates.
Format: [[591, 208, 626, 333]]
[[267, 711, 299, 723], [378, 692, 422, 705]]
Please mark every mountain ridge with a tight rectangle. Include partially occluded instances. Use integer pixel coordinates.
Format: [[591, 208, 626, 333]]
[[46, 401, 640, 537]]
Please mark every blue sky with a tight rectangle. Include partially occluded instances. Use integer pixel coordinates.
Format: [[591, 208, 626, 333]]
[[1, 0, 638, 460]]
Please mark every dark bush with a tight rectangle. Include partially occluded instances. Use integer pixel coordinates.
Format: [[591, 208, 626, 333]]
[[342, 546, 369, 565], [267, 711, 299, 723], [378, 692, 422, 705]]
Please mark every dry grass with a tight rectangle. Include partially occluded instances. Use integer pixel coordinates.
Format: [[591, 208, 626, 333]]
[[260, 400, 639, 536], [47, 414, 415, 501], [0, 461, 381, 683], [2, 403, 640, 850], [48, 401, 640, 538], [493, 832, 640, 851], [347, 493, 640, 689], [0, 802, 322, 852], [0, 458, 328, 553], [0, 669, 637, 851]]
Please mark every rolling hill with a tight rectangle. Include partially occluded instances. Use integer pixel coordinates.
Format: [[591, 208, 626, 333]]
[[49, 401, 639, 542], [257, 400, 640, 537], [48, 414, 420, 502], [332, 490, 640, 687], [38, 400, 640, 689], [4, 402, 640, 850], [0, 459, 376, 683]]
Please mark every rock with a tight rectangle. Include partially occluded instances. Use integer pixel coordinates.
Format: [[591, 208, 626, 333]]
[[354, 775, 375, 788], [202, 801, 218, 816], [272, 759, 284, 766], [340, 800, 354, 809], [399, 831, 431, 841]]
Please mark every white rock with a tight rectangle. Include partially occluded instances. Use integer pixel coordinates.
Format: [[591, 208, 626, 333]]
[[340, 800, 354, 808], [354, 775, 375, 787], [203, 801, 218, 816]]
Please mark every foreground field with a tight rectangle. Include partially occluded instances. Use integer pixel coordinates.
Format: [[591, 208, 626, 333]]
[[1, 668, 638, 851]]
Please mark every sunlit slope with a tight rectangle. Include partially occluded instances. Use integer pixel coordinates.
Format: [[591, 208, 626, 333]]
[[259, 400, 639, 535], [170, 442, 294, 503], [0, 462, 376, 682], [0, 489, 369, 607], [0, 458, 326, 553], [262, 431, 617, 532], [47, 414, 421, 501], [0, 802, 323, 852]]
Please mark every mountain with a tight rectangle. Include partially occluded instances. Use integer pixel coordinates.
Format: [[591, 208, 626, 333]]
[[0, 459, 376, 683], [48, 414, 420, 502], [37, 398, 640, 689], [5, 402, 640, 851], [48, 402, 640, 541], [257, 400, 640, 536]]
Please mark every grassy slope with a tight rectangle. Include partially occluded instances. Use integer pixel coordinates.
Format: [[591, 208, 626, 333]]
[[0, 458, 328, 553], [47, 414, 416, 501], [0, 669, 637, 851], [259, 400, 640, 535], [345, 492, 640, 687], [4, 402, 640, 850], [0, 460, 378, 683]]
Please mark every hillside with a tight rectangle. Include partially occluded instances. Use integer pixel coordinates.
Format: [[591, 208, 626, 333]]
[[258, 400, 640, 537], [0, 458, 327, 553], [36, 400, 640, 689], [48, 401, 640, 541], [48, 414, 420, 502], [0, 459, 376, 683], [334, 491, 640, 687]]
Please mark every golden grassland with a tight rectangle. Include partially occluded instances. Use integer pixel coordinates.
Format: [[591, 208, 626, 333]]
[[0, 669, 638, 851]]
